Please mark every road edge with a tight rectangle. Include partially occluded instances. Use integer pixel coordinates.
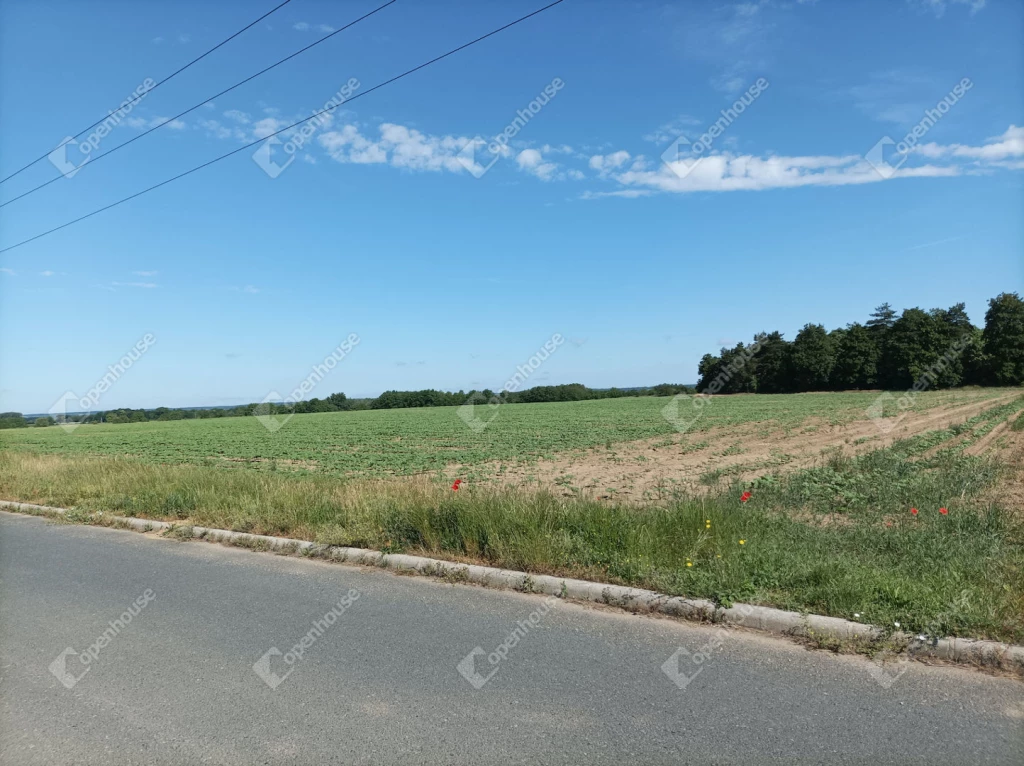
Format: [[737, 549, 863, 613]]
[[4, 499, 1022, 677]]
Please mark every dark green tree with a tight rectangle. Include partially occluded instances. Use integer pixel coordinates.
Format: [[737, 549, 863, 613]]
[[878, 308, 945, 389], [982, 292, 1024, 385], [752, 332, 791, 393], [789, 324, 836, 391], [831, 323, 879, 389]]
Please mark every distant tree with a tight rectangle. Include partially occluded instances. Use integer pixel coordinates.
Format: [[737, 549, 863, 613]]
[[831, 323, 879, 389], [961, 326, 988, 386], [789, 324, 836, 391], [878, 308, 946, 389], [326, 392, 350, 411], [722, 343, 758, 393], [866, 303, 897, 334], [752, 332, 790, 393], [927, 302, 977, 388], [0, 413, 27, 429], [982, 292, 1024, 385], [34, 416, 55, 427]]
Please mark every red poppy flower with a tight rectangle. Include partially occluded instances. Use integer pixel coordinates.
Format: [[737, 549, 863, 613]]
[[910, 507, 918, 516], [740, 491, 752, 503], [451, 479, 462, 491], [885, 521, 892, 528], [939, 507, 948, 515]]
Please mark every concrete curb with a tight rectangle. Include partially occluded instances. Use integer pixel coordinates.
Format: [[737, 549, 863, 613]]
[[4, 500, 1022, 676]]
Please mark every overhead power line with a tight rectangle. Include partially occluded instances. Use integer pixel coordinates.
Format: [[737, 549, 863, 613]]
[[0, 0, 567, 256], [0, 0, 296, 186], [0, 0, 397, 210]]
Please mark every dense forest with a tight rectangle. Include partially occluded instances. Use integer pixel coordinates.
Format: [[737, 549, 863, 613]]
[[696, 293, 1024, 394], [4, 293, 1020, 429]]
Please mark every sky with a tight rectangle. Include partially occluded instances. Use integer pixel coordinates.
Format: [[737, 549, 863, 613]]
[[0, 0, 1021, 413]]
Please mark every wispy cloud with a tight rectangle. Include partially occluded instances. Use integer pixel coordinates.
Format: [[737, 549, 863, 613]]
[[908, 0, 986, 17], [293, 22, 336, 33], [906, 235, 966, 251], [125, 116, 187, 131], [223, 109, 251, 125], [133, 270, 158, 277], [845, 69, 940, 125], [112, 281, 157, 289], [192, 85, 1021, 199], [516, 149, 560, 181], [643, 115, 702, 145], [0, 267, 14, 276], [913, 125, 1024, 161], [582, 123, 1021, 196], [320, 123, 471, 173]]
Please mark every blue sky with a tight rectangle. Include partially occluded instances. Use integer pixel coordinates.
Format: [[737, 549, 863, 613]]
[[1, 0, 1021, 412]]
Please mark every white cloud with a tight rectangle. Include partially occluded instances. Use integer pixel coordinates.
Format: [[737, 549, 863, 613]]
[[112, 281, 157, 289], [223, 109, 251, 125], [601, 151, 959, 195], [584, 124, 1022, 197], [154, 117, 187, 130], [581, 189, 653, 199], [588, 151, 631, 176], [845, 69, 938, 124], [133, 270, 158, 277], [540, 143, 576, 155], [913, 125, 1024, 161], [643, 115, 702, 144], [39, 270, 55, 277], [293, 22, 310, 31], [318, 24, 335, 33], [319, 123, 471, 174], [198, 118, 248, 143], [0, 268, 14, 276], [516, 149, 559, 180], [124, 116, 186, 131], [909, 0, 986, 17]]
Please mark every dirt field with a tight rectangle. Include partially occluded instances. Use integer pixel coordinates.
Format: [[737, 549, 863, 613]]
[[474, 392, 1023, 503]]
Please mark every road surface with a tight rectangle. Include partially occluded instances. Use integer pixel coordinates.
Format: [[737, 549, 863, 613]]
[[1, 511, 1021, 764]]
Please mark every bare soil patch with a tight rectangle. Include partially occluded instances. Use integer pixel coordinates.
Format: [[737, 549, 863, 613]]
[[463, 394, 1018, 503]]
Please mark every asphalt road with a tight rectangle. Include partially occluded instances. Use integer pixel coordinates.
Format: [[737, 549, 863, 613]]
[[1, 511, 1021, 765]]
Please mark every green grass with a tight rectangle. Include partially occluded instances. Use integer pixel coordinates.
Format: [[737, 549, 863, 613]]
[[0, 389, 1012, 479]]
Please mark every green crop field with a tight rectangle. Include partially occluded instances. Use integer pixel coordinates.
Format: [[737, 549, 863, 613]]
[[0, 388, 1014, 479]]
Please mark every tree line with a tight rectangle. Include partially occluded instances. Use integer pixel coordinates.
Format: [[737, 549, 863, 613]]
[[696, 293, 1024, 394], [6, 384, 694, 428]]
